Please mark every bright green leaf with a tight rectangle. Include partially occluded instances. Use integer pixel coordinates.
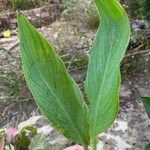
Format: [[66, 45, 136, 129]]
[[17, 14, 89, 148], [85, 0, 130, 147], [141, 97, 150, 118]]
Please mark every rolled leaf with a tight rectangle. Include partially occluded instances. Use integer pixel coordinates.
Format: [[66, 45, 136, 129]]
[[85, 0, 130, 146], [17, 14, 89, 147]]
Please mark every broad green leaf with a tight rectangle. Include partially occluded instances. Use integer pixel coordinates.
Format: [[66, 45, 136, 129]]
[[85, 0, 130, 146], [17, 14, 89, 148], [141, 97, 150, 118]]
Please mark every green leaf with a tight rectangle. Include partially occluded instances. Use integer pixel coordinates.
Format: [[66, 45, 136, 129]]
[[85, 0, 130, 147], [141, 97, 150, 118], [17, 14, 89, 148], [29, 134, 47, 150], [145, 143, 150, 150], [14, 126, 37, 150]]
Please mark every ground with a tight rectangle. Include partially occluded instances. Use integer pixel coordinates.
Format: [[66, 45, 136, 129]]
[[0, 18, 150, 149]]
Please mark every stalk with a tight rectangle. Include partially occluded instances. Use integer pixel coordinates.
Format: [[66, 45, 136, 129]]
[[83, 144, 89, 150], [92, 136, 97, 150], [93, 142, 97, 150]]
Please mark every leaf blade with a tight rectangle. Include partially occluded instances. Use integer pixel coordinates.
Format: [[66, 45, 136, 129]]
[[18, 14, 89, 146], [85, 0, 130, 142]]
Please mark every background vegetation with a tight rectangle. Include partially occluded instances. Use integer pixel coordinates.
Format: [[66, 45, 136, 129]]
[[0, 0, 150, 149]]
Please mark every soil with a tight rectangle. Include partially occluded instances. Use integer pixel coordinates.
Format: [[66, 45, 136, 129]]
[[0, 19, 150, 149]]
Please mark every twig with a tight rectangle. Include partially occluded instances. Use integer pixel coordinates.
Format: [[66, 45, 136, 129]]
[[8, 40, 19, 51], [2, 103, 15, 117], [67, 54, 76, 70], [134, 119, 150, 127], [129, 43, 145, 53], [125, 49, 150, 58]]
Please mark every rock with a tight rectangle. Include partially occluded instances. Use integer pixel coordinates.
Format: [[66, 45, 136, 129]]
[[132, 19, 149, 31], [18, 116, 42, 129], [98, 133, 131, 150], [47, 136, 69, 150], [138, 87, 150, 96], [120, 84, 131, 97], [38, 125, 53, 135], [18, 116, 70, 150], [97, 120, 131, 150]]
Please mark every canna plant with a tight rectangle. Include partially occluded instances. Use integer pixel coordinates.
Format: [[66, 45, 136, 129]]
[[17, 0, 130, 149]]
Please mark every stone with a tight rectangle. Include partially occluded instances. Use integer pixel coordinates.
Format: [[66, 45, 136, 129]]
[[18, 116, 42, 129], [120, 84, 131, 97], [38, 125, 53, 135], [18, 116, 70, 150], [41, 12, 50, 18]]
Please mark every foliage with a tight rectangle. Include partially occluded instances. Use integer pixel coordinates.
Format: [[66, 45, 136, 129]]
[[18, 14, 90, 149], [143, 0, 150, 21], [124, 0, 144, 18], [13, 126, 37, 150], [83, 1, 99, 29], [18, 0, 130, 149], [62, 0, 99, 29], [145, 143, 150, 150], [85, 0, 130, 148], [9, 0, 51, 11]]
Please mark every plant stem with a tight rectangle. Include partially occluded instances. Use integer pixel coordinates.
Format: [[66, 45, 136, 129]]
[[93, 144, 97, 150], [92, 137, 97, 150], [83, 144, 89, 150]]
